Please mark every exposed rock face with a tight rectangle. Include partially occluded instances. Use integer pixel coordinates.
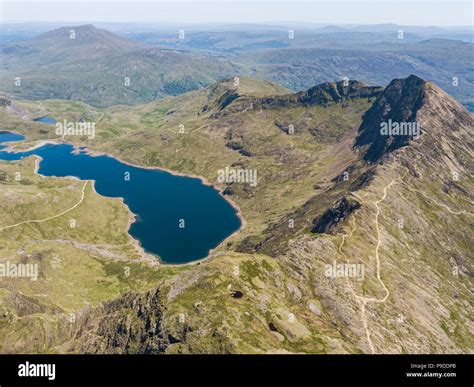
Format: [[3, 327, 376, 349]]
[[211, 80, 383, 116], [62, 288, 169, 354], [292, 80, 383, 107], [216, 89, 240, 111], [355, 74, 473, 166], [7, 292, 62, 317], [0, 97, 11, 106], [354, 75, 427, 162], [311, 197, 361, 234]]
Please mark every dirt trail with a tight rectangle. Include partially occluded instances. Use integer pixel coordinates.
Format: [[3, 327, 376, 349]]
[[339, 156, 472, 353], [0, 181, 88, 231], [339, 175, 401, 354]]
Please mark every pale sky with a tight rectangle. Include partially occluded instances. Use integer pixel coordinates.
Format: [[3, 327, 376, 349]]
[[1, 0, 473, 27]]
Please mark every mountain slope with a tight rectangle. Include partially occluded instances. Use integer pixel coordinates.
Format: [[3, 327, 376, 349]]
[[0, 75, 472, 353], [76, 75, 473, 353], [0, 25, 240, 107]]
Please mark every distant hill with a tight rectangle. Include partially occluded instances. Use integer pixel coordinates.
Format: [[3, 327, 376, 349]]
[[0, 25, 240, 107], [2, 24, 147, 59]]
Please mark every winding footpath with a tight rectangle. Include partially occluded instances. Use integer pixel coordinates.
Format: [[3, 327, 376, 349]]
[[0, 181, 88, 231], [339, 175, 401, 354], [21, 101, 45, 121], [339, 157, 473, 354]]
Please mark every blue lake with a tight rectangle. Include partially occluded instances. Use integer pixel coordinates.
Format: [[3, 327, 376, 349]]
[[33, 116, 57, 124], [0, 131, 241, 264]]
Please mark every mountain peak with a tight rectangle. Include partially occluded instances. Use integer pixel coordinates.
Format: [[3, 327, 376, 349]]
[[354, 75, 428, 162], [16, 24, 146, 58], [51, 24, 98, 32], [354, 74, 471, 163]]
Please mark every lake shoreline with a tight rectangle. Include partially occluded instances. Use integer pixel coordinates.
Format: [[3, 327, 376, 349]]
[[1, 133, 246, 267], [30, 155, 161, 267]]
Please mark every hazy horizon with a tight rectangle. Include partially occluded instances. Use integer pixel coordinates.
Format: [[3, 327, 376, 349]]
[[2, 21, 473, 29], [2, 1, 473, 27]]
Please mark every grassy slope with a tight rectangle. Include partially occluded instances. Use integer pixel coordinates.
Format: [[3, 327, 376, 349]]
[[0, 157, 187, 353], [0, 77, 472, 353]]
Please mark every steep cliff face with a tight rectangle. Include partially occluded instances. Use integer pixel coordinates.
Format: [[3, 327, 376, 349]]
[[354, 75, 426, 162], [295, 80, 383, 107], [60, 288, 168, 354], [354, 74, 473, 169], [311, 197, 361, 234], [56, 76, 472, 354], [210, 80, 383, 117]]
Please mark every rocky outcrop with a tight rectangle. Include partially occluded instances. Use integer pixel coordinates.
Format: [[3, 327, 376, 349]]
[[355, 74, 474, 165], [216, 89, 240, 111], [61, 288, 169, 354], [0, 97, 11, 106], [311, 197, 361, 234], [211, 80, 383, 117], [354, 75, 426, 162], [6, 292, 62, 317]]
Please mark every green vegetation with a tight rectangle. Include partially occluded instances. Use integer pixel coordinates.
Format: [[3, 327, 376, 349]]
[[0, 75, 472, 354]]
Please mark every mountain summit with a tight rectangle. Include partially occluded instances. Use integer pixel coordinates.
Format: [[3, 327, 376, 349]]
[[355, 74, 473, 163], [2, 25, 145, 64]]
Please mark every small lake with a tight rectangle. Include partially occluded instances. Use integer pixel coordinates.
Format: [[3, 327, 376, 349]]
[[0, 130, 241, 264], [33, 116, 57, 124]]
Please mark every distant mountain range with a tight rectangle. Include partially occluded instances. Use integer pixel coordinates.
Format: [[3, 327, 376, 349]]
[[0, 25, 240, 107], [0, 24, 472, 110]]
